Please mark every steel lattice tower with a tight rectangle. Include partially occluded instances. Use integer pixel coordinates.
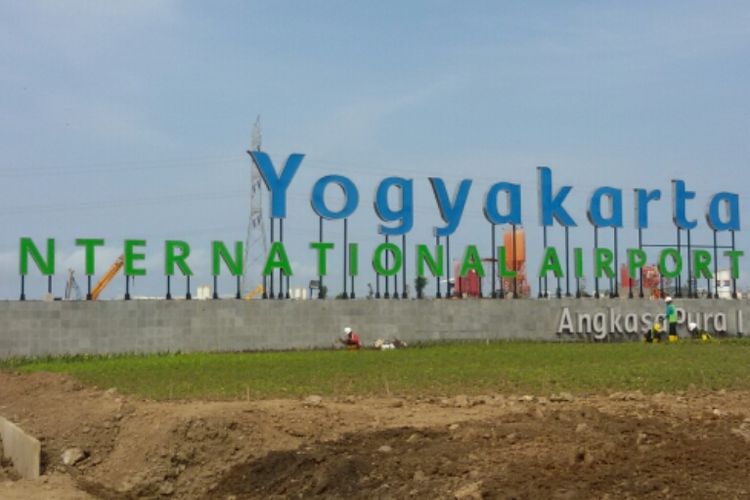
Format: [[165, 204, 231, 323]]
[[242, 116, 268, 294]]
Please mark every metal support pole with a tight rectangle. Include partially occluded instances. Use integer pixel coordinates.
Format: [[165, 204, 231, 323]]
[[269, 216, 274, 300], [213, 275, 219, 299], [384, 234, 390, 299], [543, 226, 548, 297], [376, 234, 382, 298], [278, 218, 284, 299], [186, 275, 191, 300], [20, 275, 25, 301], [48, 275, 52, 295], [318, 216, 324, 299], [166, 275, 172, 300], [565, 226, 571, 297], [86, 275, 92, 300], [687, 229, 694, 298], [125, 275, 130, 300], [446, 234, 451, 298], [638, 228, 644, 298], [594, 227, 599, 299], [713, 229, 719, 299], [732, 230, 737, 299], [435, 235, 441, 298], [401, 234, 407, 298], [236, 276, 241, 299], [343, 218, 348, 299], [675, 227, 682, 297], [392, 235, 399, 300], [491, 224, 497, 298], [350, 221, 355, 299], [512, 224, 518, 298], [613, 227, 619, 297]]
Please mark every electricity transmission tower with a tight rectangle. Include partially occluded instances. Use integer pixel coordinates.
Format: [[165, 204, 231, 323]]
[[242, 116, 268, 295]]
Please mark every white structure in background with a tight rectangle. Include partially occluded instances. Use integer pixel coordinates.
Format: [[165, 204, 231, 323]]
[[196, 285, 212, 300], [716, 269, 735, 299], [290, 287, 308, 300]]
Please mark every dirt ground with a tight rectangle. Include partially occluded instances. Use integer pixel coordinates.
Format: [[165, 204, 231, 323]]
[[1, 372, 749, 499]]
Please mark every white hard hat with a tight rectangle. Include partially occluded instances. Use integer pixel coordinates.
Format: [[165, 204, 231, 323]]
[[344, 327, 352, 334], [665, 296, 672, 302]]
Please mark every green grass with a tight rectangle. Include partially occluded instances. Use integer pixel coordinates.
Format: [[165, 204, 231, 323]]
[[3, 340, 750, 400]]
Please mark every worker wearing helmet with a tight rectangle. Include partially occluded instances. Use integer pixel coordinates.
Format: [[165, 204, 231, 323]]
[[339, 327, 362, 350], [647, 321, 662, 343], [665, 297, 679, 343]]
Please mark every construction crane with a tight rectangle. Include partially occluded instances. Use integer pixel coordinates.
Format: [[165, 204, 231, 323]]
[[64, 268, 82, 300], [91, 255, 124, 300]]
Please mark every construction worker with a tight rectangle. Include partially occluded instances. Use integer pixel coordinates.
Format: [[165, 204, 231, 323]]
[[688, 322, 713, 342], [665, 297, 679, 343], [339, 327, 362, 350], [649, 322, 662, 343]]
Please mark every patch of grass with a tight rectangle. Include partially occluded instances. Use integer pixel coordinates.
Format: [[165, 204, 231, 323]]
[[3, 340, 750, 400]]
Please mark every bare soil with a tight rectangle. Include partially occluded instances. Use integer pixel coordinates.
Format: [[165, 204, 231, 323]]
[[1, 371, 749, 499]]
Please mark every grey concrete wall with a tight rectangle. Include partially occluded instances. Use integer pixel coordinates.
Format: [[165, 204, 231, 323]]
[[0, 416, 41, 479], [0, 298, 747, 358]]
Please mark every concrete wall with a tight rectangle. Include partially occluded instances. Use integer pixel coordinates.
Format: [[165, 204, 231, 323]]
[[0, 416, 41, 479], [0, 298, 747, 358]]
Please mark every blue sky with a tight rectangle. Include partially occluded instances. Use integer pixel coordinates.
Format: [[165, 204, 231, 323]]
[[1, 1, 749, 299]]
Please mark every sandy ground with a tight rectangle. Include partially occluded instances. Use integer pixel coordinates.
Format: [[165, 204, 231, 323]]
[[1, 371, 749, 499]]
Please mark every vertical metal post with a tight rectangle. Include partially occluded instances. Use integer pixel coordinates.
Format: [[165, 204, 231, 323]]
[[86, 275, 92, 300], [350, 220, 355, 299], [20, 275, 25, 301], [638, 228, 644, 298], [48, 275, 52, 294], [613, 227, 619, 297], [565, 226, 571, 297], [446, 234, 451, 298], [542, 226, 548, 297], [384, 234, 390, 299], [269, 216, 274, 300], [125, 275, 130, 300], [166, 275, 172, 300], [594, 227, 599, 299], [512, 224, 518, 298], [392, 234, 399, 300], [675, 226, 682, 298], [318, 216, 324, 299], [236, 276, 241, 299], [376, 235, 381, 298], [278, 218, 284, 299], [497, 232, 508, 299], [687, 229, 693, 298], [713, 229, 719, 299], [343, 218, 348, 299], [731, 230, 737, 299], [213, 275, 219, 299], [401, 234, 407, 299], [435, 235, 441, 298], [491, 224, 497, 298], [186, 275, 191, 300]]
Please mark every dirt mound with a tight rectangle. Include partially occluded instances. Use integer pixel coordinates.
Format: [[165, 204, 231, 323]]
[[2, 372, 750, 499], [214, 410, 750, 499]]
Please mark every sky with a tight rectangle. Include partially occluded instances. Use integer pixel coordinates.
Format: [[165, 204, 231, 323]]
[[1, 0, 749, 300]]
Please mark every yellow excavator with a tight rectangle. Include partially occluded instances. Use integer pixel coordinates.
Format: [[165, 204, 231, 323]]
[[91, 255, 124, 300], [243, 284, 264, 300]]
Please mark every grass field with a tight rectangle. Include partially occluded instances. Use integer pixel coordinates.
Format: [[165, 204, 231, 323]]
[[2, 340, 750, 400]]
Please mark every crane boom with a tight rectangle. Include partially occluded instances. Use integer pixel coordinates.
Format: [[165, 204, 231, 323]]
[[91, 255, 124, 300]]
